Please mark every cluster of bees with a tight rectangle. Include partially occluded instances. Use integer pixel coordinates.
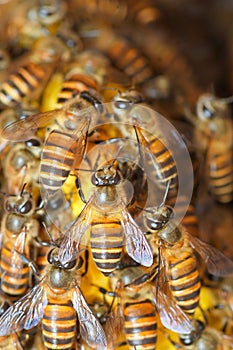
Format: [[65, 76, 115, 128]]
[[0, 0, 232, 349]]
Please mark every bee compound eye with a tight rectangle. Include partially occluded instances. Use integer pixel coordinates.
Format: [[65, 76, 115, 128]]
[[25, 138, 41, 147], [63, 259, 77, 270], [20, 200, 33, 214]]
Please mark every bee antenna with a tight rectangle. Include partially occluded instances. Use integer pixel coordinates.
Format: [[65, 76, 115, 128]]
[[41, 222, 57, 247], [110, 145, 123, 167], [20, 183, 27, 197], [159, 180, 171, 208], [0, 190, 7, 196], [218, 95, 233, 104], [135, 205, 153, 214], [73, 168, 95, 172]]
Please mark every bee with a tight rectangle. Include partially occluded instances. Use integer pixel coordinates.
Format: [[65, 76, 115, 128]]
[[169, 320, 233, 350], [2, 93, 102, 196], [100, 261, 192, 349], [0, 247, 107, 350], [186, 93, 233, 203], [90, 28, 154, 87], [58, 155, 153, 276], [111, 89, 178, 190], [143, 203, 233, 318], [0, 36, 68, 108], [0, 185, 39, 297]]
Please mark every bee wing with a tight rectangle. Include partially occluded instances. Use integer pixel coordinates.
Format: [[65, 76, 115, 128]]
[[105, 301, 125, 349], [73, 285, 107, 349], [10, 228, 27, 268], [1, 109, 63, 141], [152, 285, 192, 334], [58, 201, 93, 265], [187, 232, 233, 276], [0, 281, 47, 336], [121, 208, 153, 267]]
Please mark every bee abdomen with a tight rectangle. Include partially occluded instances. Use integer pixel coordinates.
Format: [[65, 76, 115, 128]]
[[149, 136, 178, 187], [0, 62, 45, 107], [123, 299, 157, 349], [42, 302, 76, 350], [108, 38, 153, 85], [0, 243, 30, 296], [168, 254, 201, 315], [40, 130, 76, 194], [90, 221, 123, 275], [208, 149, 233, 203]]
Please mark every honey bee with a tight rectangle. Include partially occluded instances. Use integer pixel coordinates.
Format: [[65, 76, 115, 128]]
[[143, 203, 233, 317], [2, 93, 102, 196], [111, 89, 178, 190], [169, 320, 233, 350], [0, 36, 68, 108], [101, 261, 192, 349], [186, 93, 233, 203], [0, 185, 39, 297], [89, 28, 154, 88], [0, 247, 107, 350], [58, 156, 153, 276]]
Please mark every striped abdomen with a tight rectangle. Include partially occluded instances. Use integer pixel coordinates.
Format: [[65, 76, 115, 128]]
[[56, 73, 98, 108], [208, 148, 233, 203], [90, 219, 123, 275], [123, 299, 157, 349], [0, 62, 46, 107], [167, 251, 201, 316], [40, 130, 77, 194], [108, 37, 153, 85], [145, 134, 178, 188], [42, 300, 76, 350], [0, 241, 30, 297]]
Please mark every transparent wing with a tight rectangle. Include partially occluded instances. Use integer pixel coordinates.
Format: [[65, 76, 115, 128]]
[[121, 208, 153, 267], [58, 201, 93, 264], [11, 228, 27, 268], [187, 232, 233, 276], [73, 285, 107, 349], [105, 301, 124, 350], [0, 281, 47, 336], [1, 109, 63, 141], [152, 285, 192, 334]]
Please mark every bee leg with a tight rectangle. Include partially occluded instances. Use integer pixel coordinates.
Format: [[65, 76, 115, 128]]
[[76, 249, 89, 276], [13, 249, 39, 278], [198, 304, 208, 325], [91, 285, 116, 311], [165, 332, 182, 349], [82, 249, 89, 276], [75, 176, 87, 204]]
